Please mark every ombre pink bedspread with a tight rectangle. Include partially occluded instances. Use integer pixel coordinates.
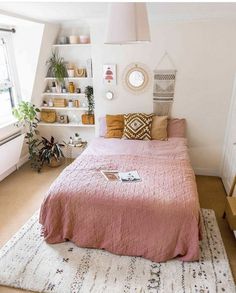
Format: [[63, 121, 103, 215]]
[[39, 138, 201, 262]]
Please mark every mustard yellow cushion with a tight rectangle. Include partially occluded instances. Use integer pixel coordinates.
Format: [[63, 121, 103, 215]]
[[151, 116, 168, 140], [105, 114, 124, 138]]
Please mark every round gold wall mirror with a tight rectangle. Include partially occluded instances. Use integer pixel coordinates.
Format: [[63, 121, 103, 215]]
[[123, 63, 150, 94]]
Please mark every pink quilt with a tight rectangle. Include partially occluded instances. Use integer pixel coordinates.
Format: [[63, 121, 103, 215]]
[[39, 138, 201, 262]]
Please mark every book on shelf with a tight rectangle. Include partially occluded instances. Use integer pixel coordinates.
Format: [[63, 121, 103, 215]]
[[86, 58, 93, 78], [100, 170, 141, 182]]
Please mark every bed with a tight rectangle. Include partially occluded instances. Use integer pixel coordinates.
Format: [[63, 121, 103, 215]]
[[39, 137, 201, 262]]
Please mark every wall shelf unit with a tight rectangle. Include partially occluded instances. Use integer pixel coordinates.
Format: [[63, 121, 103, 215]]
[[52, 44, 91, 48], [39, 122, 95, 128], [40, 106, 88, 111], [42, 93, 85, 97], [39, 25, 95, 143], [45, 77, 93, 81]]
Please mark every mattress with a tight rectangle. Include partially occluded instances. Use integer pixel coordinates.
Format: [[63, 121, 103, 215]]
[[39, 137, 201, 262]]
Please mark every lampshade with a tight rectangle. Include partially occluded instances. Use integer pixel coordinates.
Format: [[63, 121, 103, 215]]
[[105, 3, 151, 44]]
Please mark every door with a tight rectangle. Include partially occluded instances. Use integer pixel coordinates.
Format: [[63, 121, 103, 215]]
[[222, 75, 236, 195]]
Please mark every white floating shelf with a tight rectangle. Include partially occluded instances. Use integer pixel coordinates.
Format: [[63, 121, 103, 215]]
[[40, 106, 88, 111], [42, 93, 85, 97], [38, 122, 95, 128], [52, 44, 91, 48], [45, 77, 93, 81]]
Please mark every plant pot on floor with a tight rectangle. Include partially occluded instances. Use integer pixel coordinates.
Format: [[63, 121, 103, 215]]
[[48, 157, 65, 168], [82, 114, 95, 125]]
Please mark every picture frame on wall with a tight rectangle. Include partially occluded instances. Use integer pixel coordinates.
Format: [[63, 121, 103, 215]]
[[103, 64, 117, 85]]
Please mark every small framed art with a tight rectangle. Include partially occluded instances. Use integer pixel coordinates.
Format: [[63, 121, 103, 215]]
[[103, 64, 117, 85]]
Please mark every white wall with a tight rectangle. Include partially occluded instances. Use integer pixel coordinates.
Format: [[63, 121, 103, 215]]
[[89, 18, 236, 176]]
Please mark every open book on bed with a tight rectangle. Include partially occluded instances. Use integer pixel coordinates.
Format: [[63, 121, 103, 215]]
[[101, 170, 141, 182]]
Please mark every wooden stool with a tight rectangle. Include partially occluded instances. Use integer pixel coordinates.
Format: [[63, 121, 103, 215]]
[[225, 197, 236, 231]]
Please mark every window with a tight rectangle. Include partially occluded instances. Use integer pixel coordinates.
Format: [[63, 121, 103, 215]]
[[0, 37, 18, 125]]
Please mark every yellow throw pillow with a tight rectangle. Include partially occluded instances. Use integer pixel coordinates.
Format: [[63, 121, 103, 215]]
[[151, 116, 168, 140], [105, 114, 124, 138], [123, 113, 153, 140]]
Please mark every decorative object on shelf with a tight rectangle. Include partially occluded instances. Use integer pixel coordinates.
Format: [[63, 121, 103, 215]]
[[57, 36, 68, 45], [76, 88, 81, 94], [39, 136, 65, 168], [57, 114, 69, 124], [68, 100, 73, 108], [46, 50, 68, 90], [67, 69, 75, 78], [48, 99, 54, 107], [76, 68, 86, 77], [13, 101, 41, 172], [123, 63, 150, 94], [67, 63, 75, 77], [54, 98, 67, 108], [62, 85, 67, 93], [105, 91, 114, 100], [153, 51, 177, 116], [79, 35, 90, 44], [68, 82, 75, 93], [103, 64, 116, 85], [51, 81, 57, 93], [105, 3, 150, 44], [41, 110, 56, 123], [74, 100, 80, 107], [82, 85, 95, 125], [69, 35, 79, 44], [43, 100, 48, 107], [86, 58, 93, 78]]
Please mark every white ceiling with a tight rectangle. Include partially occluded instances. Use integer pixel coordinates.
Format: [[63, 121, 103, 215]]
[[1, 2, 236, 24]]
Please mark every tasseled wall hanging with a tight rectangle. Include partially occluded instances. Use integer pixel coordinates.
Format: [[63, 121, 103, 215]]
[[153, 52, 177, 116]]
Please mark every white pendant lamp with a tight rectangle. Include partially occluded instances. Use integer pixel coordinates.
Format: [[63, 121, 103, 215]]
[[105, 3, 151, 44]]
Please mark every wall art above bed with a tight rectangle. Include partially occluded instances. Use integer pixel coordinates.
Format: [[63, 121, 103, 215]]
[[153, 52, 177, 116], [122, 63, 150, 94]]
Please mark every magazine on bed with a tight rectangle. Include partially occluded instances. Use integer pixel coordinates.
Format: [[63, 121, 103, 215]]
[[101, 170, 141, 182]]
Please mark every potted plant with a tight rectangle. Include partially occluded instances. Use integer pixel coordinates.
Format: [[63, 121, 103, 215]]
[[39, 136, 65, 168], [82, 86, 95, 125], [13, 101, 41, 172], [46, 50, 68, 91]]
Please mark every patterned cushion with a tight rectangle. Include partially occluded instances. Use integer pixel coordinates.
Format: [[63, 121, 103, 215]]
[[123, 113, 153, 140]]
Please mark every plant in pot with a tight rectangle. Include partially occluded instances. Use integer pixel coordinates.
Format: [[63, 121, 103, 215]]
[[39, 136, 65, 168], [82, 86, 95, 125], [46, 50, 68, 92], [12, 101, 41, 172]]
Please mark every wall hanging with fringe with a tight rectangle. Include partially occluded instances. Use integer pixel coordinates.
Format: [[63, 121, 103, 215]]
[[153, 52, 177, 116]]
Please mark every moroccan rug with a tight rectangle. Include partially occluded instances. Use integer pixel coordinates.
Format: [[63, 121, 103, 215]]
[[0, 209, 235, 293]]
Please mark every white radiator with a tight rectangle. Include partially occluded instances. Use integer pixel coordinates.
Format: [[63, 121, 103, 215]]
[[0, 131, 25, 178]]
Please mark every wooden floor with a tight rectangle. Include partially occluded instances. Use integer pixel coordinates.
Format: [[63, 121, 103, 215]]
[[0, 163, 235, 293]]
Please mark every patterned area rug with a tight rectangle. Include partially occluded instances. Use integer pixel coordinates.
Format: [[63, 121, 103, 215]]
[[0, 209, 235, 293]]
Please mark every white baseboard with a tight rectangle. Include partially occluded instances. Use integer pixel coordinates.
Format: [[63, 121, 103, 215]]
[[193, 167, 220, 177]]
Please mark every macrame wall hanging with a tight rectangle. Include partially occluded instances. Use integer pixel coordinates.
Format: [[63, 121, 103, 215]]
[[153, 52, 177, 116]]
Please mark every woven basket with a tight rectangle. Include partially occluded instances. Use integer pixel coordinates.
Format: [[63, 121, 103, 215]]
[[41, 111, 56, 123], [82, 114, 95, 125]]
